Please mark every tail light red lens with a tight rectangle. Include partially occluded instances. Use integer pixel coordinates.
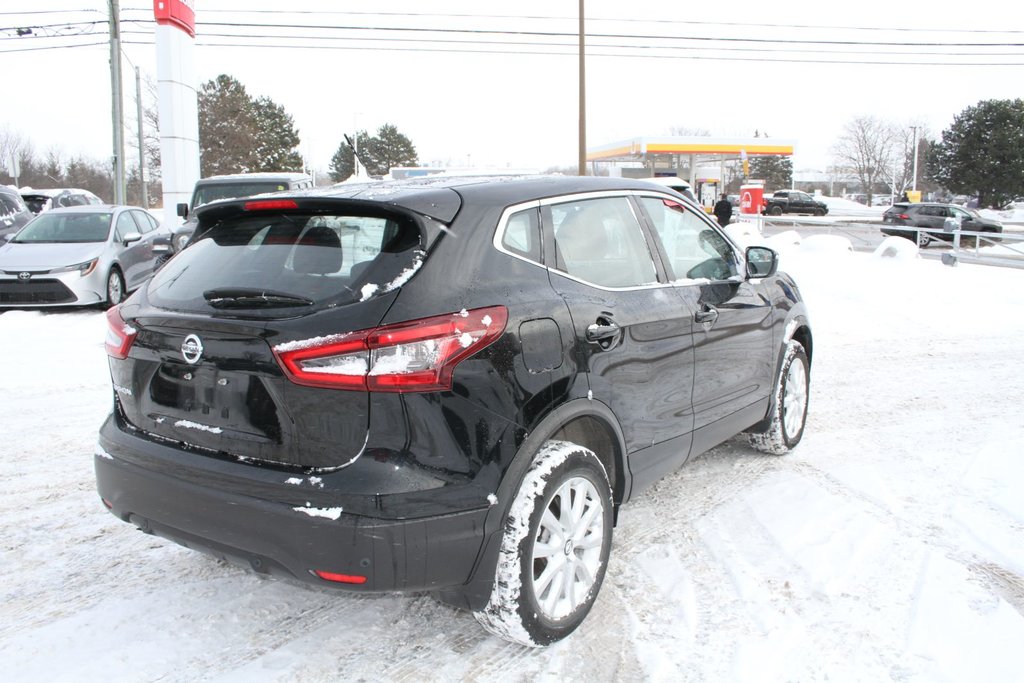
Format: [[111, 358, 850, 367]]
[[898, 213, 910, 220], [104, 306, 138, 359], [273, 306, 508, 392]]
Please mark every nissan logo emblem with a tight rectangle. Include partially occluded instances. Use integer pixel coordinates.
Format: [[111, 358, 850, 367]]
[[181, 334, 204, 364], [18, 272, 31, 281]]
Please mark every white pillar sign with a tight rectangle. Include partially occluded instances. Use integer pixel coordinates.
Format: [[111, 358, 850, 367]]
[[154, 0, 199, 229]]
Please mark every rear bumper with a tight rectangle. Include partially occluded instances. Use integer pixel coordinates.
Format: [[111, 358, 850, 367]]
[[95, 414, 492, 594]]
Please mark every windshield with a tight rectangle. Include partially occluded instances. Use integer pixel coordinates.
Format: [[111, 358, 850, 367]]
[[147, 210, 425, 316], [192, 182, 290, 209], [14, 212, 112, 243]]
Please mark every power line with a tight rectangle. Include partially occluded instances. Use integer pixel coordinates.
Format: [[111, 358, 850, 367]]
[[108, 38, 1024, 67], [0, 40, 107, 53], [186, 20, 1024, 48], [117, 7, 1024, 36], [112, 27, 1024, 59]]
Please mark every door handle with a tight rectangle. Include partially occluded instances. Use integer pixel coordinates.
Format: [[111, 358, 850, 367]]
[[695, 306, 719, 324], [586, 320, 620, 342]]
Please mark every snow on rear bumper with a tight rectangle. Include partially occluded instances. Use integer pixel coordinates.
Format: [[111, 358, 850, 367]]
[[95, 417, 491, 593]]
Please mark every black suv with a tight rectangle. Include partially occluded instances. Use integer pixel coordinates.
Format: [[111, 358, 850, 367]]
[[171, 172, 314, 252], [0, 185, 34, 240], [881, 202, 1003, 247], [96, 176, 812, 646]]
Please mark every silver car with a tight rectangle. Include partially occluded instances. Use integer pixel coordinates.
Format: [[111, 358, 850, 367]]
[[0, 205, 170, 307]]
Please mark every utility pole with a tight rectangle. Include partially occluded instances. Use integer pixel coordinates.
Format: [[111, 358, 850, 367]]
[[910, 125, 919, 192], [108, 0, 126, 204], [135, 66, 148, 208], [578, 0, 586, 176]]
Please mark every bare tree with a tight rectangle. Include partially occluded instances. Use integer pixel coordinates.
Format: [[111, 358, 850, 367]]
[[831, 116, 896, 205], [0, 125, 31, 186]]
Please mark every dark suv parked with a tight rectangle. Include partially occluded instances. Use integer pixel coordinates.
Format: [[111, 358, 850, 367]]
[[882, 202, 1003, 246], [0, 185, 34, 239], [96, 176, 812, 646], [171, 172, 314, 253]]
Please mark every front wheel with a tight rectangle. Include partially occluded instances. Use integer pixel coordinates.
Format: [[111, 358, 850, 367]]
[[748, 340, 810, 455], [474, 441, 613, 647], [106, 268, 125, 306]]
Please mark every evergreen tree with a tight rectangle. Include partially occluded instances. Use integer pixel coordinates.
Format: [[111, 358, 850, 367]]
[[363, 124, 418, 176], [929, 99, 1024, 208], [251, 97, 304, 172], [748, 155, 793, 191], [198, 74, 304, 176], [198, 75, 257, 176], [328, 131, 373, 181], [329, 125, 418, 180]]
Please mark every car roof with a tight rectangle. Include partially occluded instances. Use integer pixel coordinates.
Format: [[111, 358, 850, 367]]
[[197, 175, 689, 225], [19, 188, 97, 197], [196, 172, 312, 185], [33, 204, 134, 214]]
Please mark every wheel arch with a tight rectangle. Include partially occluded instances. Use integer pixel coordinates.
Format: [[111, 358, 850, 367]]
[[748, 312, 812, 434], [441, 398, 629, 612]]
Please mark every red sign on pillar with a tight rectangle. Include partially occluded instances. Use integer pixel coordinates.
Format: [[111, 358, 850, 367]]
[[153, 0, 195, 37]]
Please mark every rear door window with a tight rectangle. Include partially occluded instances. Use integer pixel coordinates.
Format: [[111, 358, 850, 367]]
[[549, 196, 658, 288], [146, 210, 424, 315]]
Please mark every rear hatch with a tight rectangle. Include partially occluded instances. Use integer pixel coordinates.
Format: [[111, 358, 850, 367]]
[[108, 197, 439, 470]]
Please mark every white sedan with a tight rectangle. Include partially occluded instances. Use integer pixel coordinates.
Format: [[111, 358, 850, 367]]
[[0, 205, 170, 307]]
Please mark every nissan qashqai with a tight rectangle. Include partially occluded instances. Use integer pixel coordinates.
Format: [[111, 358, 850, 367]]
[[96, 175, 812, 646]]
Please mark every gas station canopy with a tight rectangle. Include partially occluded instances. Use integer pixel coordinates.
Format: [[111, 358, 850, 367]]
[[587, 136, 795, 162]]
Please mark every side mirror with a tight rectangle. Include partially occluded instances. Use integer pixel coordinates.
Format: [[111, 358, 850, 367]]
[[745, 246, 778, 279], [176, 203, 189, 218], [122, 231, 142, 245]]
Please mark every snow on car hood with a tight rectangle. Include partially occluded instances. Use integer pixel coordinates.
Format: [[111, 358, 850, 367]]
[[0, 241, 104, 269]]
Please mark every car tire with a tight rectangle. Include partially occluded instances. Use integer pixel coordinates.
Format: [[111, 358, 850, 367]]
[[106, 267, 125, 307], [768, 206, 783, 216], [748, 340, 810, 455], [917, 231, 931, 248], [474, 440, 613, 647], [815, 207, 826, 216]]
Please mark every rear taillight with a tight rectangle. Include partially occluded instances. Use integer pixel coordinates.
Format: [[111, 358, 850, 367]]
[[104, 306, 138, 359], [273, 306, 508, 392], [897, 213, 910, 220]]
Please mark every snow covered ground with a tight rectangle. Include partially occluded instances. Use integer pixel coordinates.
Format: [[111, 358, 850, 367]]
[[2, 237, 1024, 682]]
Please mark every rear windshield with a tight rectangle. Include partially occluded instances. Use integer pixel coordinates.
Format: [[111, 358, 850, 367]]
[[192, 182, 290, 209], [146, 211, 425, 315]]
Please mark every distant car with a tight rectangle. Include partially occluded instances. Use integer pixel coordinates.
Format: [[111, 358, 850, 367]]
[[95, 175, 812, 647], [0, 205, 169, 307], [881, 202, 1003, 247], [171, 172, 314, 252], [1, 186, 34, 240], [20, 188, 103, 214], [762, 190, 829, 216]]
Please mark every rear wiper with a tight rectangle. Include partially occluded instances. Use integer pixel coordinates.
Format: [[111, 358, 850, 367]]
[[203, 288, 314, 308]]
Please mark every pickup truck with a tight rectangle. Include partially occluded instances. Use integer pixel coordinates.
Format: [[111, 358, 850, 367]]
[[762, 190, 829, 216]]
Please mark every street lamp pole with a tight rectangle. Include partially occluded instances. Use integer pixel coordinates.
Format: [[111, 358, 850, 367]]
[[108, 0, 125, 204], [911, 125, 919, 192], [578, 0, 586, 176]]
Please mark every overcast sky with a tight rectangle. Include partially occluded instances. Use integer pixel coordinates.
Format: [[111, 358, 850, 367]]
[[3, 0, 1023, 177]]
